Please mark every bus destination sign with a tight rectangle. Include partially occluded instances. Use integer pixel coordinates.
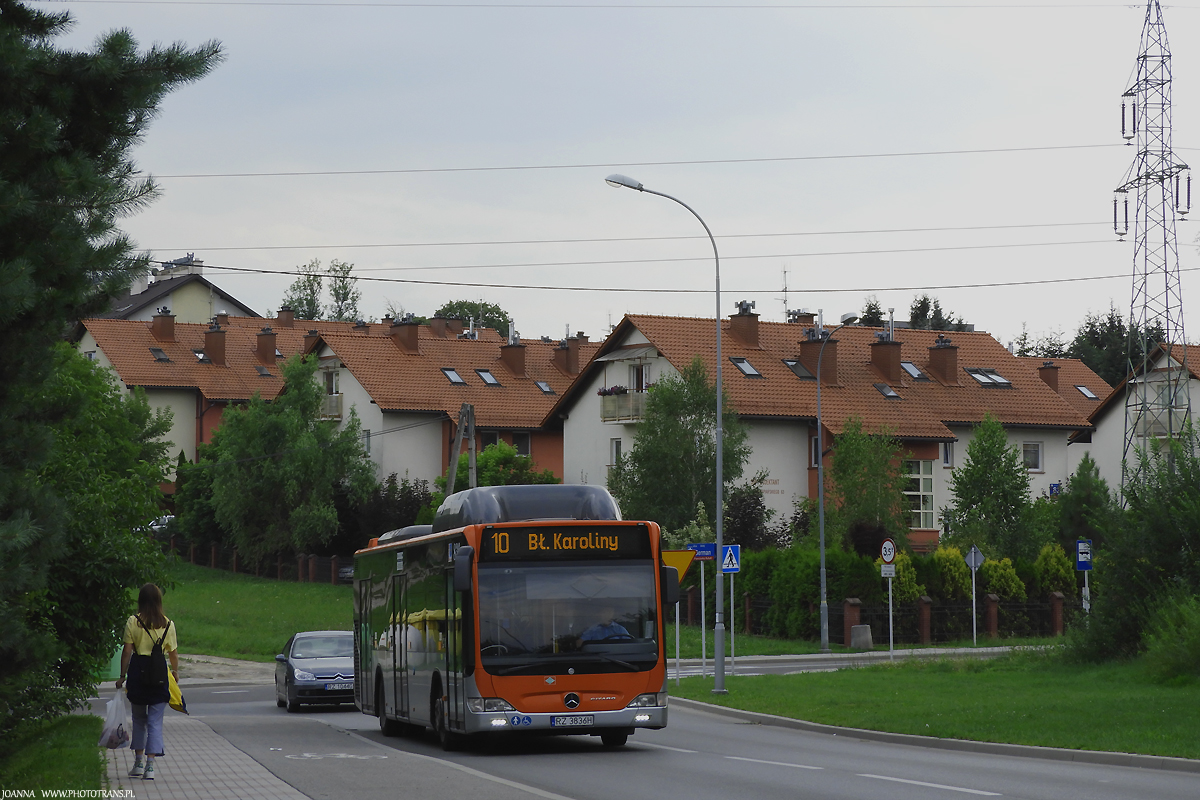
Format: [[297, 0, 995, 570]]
[[480, 524, 651, 561]]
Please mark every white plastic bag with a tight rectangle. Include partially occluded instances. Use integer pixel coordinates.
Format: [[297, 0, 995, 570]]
[[98, 692, 131, 749]]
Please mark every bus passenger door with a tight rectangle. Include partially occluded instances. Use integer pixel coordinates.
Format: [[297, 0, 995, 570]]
[[393, 574, 409, 721], [356, 577, 373, 714]]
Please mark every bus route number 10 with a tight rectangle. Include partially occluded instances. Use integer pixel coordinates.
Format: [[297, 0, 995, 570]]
[[491, 531, 510, 554]]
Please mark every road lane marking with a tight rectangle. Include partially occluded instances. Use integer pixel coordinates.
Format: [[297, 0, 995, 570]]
[[211, 690, 250, 694], [637, 742, 698, 753], [727, 756, 822, 770], [858, 774, 1001, 796]]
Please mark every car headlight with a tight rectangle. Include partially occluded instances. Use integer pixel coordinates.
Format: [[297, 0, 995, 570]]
[[467, 698, 516, 713], [293, 668, 316, 681], [626, 693, 666, 708]]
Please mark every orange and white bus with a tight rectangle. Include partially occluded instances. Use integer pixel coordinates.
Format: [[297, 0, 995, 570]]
[[353, 484, 678, 750]]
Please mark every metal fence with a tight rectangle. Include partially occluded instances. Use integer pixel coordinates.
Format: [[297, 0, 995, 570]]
[[167, 538, 353, 585]]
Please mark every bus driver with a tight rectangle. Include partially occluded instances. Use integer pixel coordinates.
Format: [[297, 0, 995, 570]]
[[579, 606, 632, 642]]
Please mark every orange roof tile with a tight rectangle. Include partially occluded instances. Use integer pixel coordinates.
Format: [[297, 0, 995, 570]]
[[1016, 356, 1112, 417]]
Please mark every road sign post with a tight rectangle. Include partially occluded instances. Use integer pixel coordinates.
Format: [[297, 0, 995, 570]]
[[687, 543, 716, 677], [721, 545, 741, 674], [880, 539, 896, 661], [661, 550, 697, 686], [1076, 539, 1093, 614], [965, 545, 985, 646]]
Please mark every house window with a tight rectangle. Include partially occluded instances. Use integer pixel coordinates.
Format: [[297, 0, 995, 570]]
[[901, 361, 927, 380], [1075, 385, 1099, 400], [535, 380, 555, 394], [783, 359, 815, 380], [150, 347, 170, 362], [512, 432, 531, 456], [324, 369, 339, 395], [730, 357, 763, 377], [476, 369, 501, 386], [942, 442, 954, 468], [965, 368, 1012, 387], [192, 349, 210, 364], [84, 351, 97, 361], [903, 460, 936, 529], [810, 436, 821, 468], [1022, 442, 1043, 472], [255, 365, 271, 377], [442, 368, 466, 385], [363, 430, 371, 456], [480, 431, 499, 449], [874, 383, 900, 398], [609, 438, 623, 467], [630, 364, 648, 392]]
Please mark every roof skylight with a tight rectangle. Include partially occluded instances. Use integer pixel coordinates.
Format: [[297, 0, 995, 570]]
[[900, 361, 927, 380], [476, 369, 501, 386], [965, 368, 1012, 387], [1076, 385, 1099, 399], [442, 368, 466, 385], [729, 357, 763, 377], [874, 383, 901, 398], [150, 347, 170, 362], [255, 365, 271, 377], [535, 381, 555, 394], [782, 359, 815, 380]]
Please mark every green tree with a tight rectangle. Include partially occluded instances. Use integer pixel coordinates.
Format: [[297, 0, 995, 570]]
[[608, 358, 750, 533], [941, 413, 1045, 560], [1056, 453, 1117, 554], [436, 441, 560, 495], [827, 418, 909, 554], [859, 296, 885, 327], [909, 294, 968, 332], [1033, 543, 1075, 598], [281, 258, 324, 320], [0, 0, 220, 737], [724, 472, 780, 551], [326, 259, 361, 322], [434, 300, 512, 337], [1, 345, 174, 737], [1067, 305, 1164, 388], [206, 356, 377, 564]]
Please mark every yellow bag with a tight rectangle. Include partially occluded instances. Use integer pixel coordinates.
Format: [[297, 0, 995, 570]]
[[168, 671, 188, 714]]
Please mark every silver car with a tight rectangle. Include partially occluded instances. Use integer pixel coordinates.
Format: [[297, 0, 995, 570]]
[[274, 631, 354, 712]]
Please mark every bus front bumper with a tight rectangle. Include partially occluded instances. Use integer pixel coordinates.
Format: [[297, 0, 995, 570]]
[[464, 705, 667, 735]]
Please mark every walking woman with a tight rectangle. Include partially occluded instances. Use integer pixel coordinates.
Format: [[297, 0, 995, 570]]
[[115, 584, 179, 781]]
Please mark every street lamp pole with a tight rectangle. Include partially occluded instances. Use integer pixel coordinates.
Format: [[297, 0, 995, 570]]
[[816, 313, 858, 654], [606, 174, 728, 693]]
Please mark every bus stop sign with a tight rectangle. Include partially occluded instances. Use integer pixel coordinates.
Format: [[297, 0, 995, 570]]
[[1076, 539, 1093, 572]]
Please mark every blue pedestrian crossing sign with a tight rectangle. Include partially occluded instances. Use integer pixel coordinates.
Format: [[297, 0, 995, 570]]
[[721, 545, 741, 574]]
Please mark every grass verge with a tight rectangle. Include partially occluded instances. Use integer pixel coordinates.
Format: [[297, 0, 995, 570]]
[[671, 651, 1200, 760], [164, 559, 352, 662], [0, 716, 104, 791]]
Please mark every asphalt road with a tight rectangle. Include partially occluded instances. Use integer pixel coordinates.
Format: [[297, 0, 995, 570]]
[[174, 683, 1198, 800]]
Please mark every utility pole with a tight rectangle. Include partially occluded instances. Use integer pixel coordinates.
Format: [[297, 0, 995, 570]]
[[1114, 0, 1191, 487]]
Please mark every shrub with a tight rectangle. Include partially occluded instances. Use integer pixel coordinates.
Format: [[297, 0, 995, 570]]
[[980, 557, 1027, 601], [1033, 543, 1075, 598], [1142, 592, 1200, 683], [932, 546, 972, 600], [876, 552, 925, 602]]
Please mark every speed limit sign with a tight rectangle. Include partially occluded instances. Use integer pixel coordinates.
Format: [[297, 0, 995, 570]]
[[880, 538, 896, 565]]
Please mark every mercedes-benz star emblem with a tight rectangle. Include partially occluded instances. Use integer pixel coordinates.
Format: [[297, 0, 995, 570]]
[[563, 692, 581, 709]]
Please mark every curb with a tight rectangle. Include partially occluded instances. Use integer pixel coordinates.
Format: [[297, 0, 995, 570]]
[[668, 696, 1200, 775]]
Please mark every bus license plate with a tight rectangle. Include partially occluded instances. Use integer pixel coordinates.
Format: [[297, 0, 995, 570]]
[[551, 715, 593, 727], [325, 682, 353, 691]]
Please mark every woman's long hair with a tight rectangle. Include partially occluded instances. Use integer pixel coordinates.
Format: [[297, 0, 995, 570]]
[[136, 583, 168, 629]]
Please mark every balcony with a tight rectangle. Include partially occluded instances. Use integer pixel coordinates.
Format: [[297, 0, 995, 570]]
[[600, 391, 647, 423], [321, 393, 343, 420]]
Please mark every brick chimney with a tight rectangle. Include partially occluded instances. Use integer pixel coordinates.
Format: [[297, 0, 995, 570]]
[[390, 319, 420, 353], [798, 332, 839, 384], [501, 342, 527, 377], [871, 339, 904, 384], [430, 316, 451, 338], [788, 310, 816, 325], [256, 326, 277, 366], [729, 302, 760, 348], [1038, 360, 1060, 393], [446, 317, 465, 337], [204, 324, 226, 366], [277, 306, 295, 329], [215, 311, 230, 327], [927, 335, 959, 385], [151, 312, 175, 342], [551, 338, 581, 375], [304, 329, 321, 353], [353, 320, 370, 335]]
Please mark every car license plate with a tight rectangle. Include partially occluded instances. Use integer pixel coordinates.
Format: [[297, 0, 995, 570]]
[[550, 715, 593, 727], [325, 682, 353, 691]]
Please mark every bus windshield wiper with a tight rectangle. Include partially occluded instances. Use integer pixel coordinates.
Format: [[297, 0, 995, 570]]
[[591, 653, 637, 672]]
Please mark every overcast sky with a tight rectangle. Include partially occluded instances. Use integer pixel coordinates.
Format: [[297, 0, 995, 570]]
[[48, 0, 1200, 349]]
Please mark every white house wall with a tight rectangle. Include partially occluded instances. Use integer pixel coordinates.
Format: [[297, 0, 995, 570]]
[[742, 420, 808, 520]]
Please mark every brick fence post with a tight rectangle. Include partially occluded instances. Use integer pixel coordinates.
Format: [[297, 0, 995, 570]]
[[843, 598, 862, 647], [308, 555, 317, 583], [918, 596, 932, 645], [331, 555, 338, 585], [231, 549, 238, 574], [297, 554, 306, 582], [687, 585, 697, 626], [1050, 591, 1065, 637], [169, 536, 176, 555], [986, 594, 1000, 639]]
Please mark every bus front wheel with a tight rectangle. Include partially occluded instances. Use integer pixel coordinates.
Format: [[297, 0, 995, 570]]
[[377, 677, 402, 737], [600, 731, 628, 747], [434, 696, 464, 751]]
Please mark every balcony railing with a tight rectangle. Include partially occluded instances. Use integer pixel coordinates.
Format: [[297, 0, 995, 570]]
[[600, 392, 647, 422], [321, 393, 343, 420]]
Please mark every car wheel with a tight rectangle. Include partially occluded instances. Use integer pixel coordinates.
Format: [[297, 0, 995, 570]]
[[286, 687, 300, 713], [275, 678, 286, 708], [600, 731, 628, 747]]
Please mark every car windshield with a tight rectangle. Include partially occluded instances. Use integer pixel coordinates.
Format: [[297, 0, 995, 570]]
[[477, 562, 658, 674], [292, 635, 353, 659]]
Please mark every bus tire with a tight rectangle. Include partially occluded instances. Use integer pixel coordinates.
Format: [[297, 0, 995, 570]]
[[600, 731, 628, 747], [434, 696, 464, 751], [377, 677, 402, 737]]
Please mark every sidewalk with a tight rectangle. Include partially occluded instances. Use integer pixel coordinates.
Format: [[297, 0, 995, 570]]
[[105, 714, 309, 800]]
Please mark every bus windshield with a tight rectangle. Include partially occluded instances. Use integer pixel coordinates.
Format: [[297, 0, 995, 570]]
[[477, 561, 659, 675]]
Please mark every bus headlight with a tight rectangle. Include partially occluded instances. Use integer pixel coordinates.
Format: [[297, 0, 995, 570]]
[[626, 693, 666, 708], [467, 698, 516, 713]]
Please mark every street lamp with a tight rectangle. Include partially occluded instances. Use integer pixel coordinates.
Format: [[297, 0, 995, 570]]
[[816, 312, 858, 654], [605, 173, 729, 694]]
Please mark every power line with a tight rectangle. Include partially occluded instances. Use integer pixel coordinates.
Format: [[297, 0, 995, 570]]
[[147, 220, 1109, 252], [148, 143, 1122, 180], [38, 2, 1157, 8]]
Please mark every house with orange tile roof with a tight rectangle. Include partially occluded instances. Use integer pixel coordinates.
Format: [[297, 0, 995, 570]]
[[544, 308, 1111, 550], [74, 307, 365, 485], [304, 317, 600, 488], [1072, 343, 1197, 492]]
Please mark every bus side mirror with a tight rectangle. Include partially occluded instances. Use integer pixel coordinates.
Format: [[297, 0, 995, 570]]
[[660, 565, 679, 607], [454, 546, 474, 594]]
